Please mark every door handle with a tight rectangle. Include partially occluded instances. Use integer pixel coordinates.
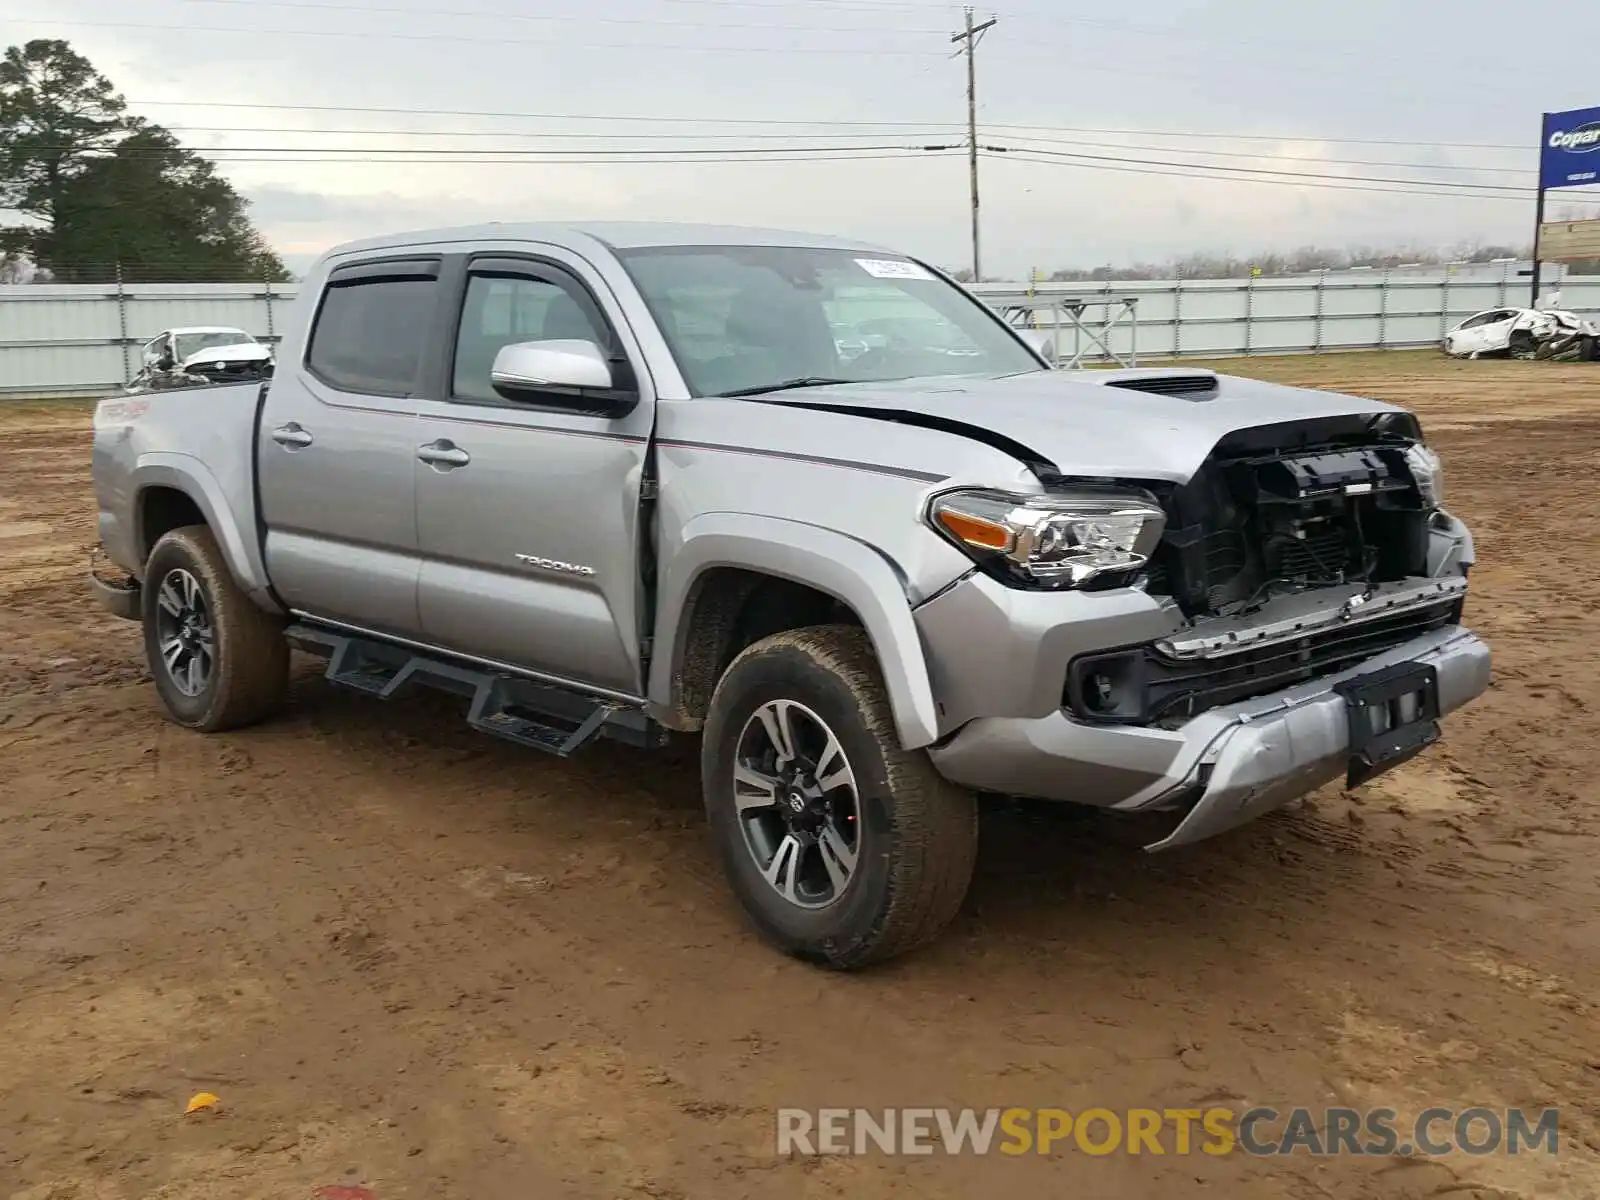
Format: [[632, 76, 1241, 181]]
[[271, 422, 313, 449], [417, 439, 471, 469]]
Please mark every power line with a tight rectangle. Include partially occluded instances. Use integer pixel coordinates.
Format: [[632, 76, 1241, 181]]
[[134, 101, 951, 127], [45, 142, 952, 157], [999, 135, 1532, 175], [149, 127, 1530, 175], [988, 122, 1530, 152], [16, 13, 1530, 99], [109, 0, 1519, 79], [126, 0, 954, 35], [14, 122, 1542, 191], [164, 124, 963, 142], [985, 151, 1531, 202], [986, 143, 1536, 194], [18, 135, 1535, 192], [12, 16, 948, 56], [126, 100, 1537, 152], [82, 150, 964, 165]]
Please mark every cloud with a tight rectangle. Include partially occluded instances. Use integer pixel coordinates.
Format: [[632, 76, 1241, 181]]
[[11, 0, 1566, 278]]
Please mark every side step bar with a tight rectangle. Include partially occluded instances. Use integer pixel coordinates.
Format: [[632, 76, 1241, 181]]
[[284, 623, 670, 757]]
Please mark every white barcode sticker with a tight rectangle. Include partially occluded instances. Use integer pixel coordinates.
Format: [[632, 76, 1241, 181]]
[[854, 257, 935, 281]]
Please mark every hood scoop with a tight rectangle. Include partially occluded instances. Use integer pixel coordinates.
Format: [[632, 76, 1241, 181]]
[[1096, 369, 1220, 399]]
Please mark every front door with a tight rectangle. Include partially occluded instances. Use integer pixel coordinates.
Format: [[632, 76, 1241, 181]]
[[413, 252, 654, 695], [257, 257, 443, 637]]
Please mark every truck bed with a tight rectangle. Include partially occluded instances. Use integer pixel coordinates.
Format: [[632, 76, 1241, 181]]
[[92, 379, 275, 605]]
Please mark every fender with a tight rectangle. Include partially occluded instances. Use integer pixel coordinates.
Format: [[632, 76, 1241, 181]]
[[648, 513, 942, 750], [133, 454, 281, 612]]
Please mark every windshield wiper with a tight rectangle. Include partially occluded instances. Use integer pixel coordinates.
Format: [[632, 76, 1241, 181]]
[[715, 376, 856, 398]]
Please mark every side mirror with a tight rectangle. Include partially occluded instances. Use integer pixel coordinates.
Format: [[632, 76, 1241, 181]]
[[491, 338, 610, 389], [489, 339, 636, 414], [1016, 329, 1056, 365]]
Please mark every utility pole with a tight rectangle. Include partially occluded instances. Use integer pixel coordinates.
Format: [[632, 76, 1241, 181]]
[[1531, 111, 1549, 308], [952, 7, 996, 282]]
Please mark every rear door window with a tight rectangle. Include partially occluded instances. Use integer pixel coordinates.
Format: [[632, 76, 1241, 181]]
[[307, 263, 440, 396]]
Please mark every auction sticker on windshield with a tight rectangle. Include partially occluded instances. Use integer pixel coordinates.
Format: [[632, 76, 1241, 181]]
[[855, 258, 935, 281]]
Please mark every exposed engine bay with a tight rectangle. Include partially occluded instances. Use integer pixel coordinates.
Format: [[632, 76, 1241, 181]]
[[1064, 415, 1463, 728], [1147, 416, 1434, 619]]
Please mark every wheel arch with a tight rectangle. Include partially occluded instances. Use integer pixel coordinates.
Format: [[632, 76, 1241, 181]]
[[647, 514, 942, 750], [131, 456, 277, 608]]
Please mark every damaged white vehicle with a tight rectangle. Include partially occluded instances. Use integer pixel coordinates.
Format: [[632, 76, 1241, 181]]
[[1442, 307, 1599, 360], [128, 326, 275, 390]]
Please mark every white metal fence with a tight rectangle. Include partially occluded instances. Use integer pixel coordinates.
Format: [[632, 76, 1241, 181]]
[[977, 261, 1594, 366], [1, 280, 297, 398], [1, 263, 1590, 397]]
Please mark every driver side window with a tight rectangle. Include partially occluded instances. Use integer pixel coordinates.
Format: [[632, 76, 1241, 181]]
[[451, 273, 610, 403]]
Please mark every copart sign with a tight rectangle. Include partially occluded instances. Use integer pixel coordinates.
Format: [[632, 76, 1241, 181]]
[[1541, 106, 1600, 189]]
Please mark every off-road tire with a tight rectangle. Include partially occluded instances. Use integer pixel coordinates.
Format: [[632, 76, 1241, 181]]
[[702, 625, 978, 969], [141, 524, 289, 732]]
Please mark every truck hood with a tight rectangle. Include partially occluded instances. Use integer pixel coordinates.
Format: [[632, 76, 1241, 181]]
[[180, 343, 272, 368], [756, 368, 1404, 483]]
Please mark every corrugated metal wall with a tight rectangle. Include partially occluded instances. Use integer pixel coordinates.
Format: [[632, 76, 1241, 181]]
[[1, 267, 1591, 397], [0, 282, 294, 398], [976, 261, 1597, 364]]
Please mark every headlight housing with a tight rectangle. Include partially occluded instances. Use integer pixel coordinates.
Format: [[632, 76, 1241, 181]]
[[927, 488, 1166, 590], [1404, 444, 1443, 509]]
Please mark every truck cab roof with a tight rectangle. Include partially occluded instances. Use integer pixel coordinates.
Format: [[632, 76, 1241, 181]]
[[318, 220, 893, 261]]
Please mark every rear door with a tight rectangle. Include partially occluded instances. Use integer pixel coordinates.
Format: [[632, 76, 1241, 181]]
[[257, 256, 444, 637], [1450, 311, 1494, 355], [412, 250, 655, 695], [1478, 310, 1518, 353]]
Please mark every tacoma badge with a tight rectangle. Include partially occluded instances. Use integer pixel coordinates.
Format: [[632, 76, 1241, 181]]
[[515, 553, 596, 577]]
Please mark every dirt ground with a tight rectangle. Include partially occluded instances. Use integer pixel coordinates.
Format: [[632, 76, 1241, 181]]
[[2, 352, 1598, 1199]]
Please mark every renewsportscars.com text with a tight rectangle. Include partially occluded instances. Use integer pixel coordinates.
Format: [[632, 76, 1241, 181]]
[[775, 1107, 1561, 1158]]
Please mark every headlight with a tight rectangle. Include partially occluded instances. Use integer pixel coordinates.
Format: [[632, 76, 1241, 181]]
[[1404, 444, 1443, 509], [927, 488, 1166, 590]]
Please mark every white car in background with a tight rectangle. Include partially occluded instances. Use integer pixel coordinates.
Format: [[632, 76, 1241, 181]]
[[134, 326, 275, 385], [1443, 307, 1598, 359]]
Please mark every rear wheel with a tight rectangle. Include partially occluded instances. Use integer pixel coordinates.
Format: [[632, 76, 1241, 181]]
[[141, 525, 288, 731], [701, 625, 978, 969], [1509, 330, 1538, 360]]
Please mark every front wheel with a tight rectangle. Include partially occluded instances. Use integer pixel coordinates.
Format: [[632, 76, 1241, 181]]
[[141, 525, 289, 731], [701, 625, 978, 969]]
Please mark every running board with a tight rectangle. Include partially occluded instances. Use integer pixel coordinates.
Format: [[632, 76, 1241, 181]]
[[284, 623, 669, 757]]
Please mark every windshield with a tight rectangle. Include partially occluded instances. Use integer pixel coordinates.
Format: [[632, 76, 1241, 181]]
[[613, 245, 1042, 397], [175, 331, 257, 359]]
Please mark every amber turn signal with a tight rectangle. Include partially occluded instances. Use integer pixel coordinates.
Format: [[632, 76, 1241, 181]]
[[936, 508, 1013, 551]]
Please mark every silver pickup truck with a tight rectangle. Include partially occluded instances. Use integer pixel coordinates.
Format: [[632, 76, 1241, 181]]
[[90, 222, 1490, 968]]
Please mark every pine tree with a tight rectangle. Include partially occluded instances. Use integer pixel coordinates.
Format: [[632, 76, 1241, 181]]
[[0, 38, 288, 282]]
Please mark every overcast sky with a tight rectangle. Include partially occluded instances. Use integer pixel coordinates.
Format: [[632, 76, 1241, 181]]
[[6, 0, 1596, 278]]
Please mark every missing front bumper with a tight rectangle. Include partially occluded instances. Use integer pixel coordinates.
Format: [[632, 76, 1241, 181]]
[[926, 625, 1491, 852]]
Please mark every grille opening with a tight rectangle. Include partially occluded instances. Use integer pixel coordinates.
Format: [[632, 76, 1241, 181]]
[[1148, 423, 1430, 618], [1065, 600, 1460, 728]]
